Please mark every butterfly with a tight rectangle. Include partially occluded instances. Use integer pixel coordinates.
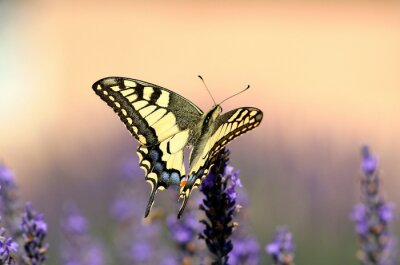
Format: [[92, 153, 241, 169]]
[[92, 77, 263, 218]]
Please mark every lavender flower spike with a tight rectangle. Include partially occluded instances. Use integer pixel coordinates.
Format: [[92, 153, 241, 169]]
[[0, 225, 19, 265], [199, 148, 239, 265], [21, 203, 49, 265], [266, 227, 296, 265], [351, 146, 396, 265], [0, 165, 23, 238]]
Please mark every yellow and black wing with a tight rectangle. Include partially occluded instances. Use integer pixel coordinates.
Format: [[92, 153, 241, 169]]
[[178, 107, 263, 217], [92, 77, 203, 217], [208, 107, 263, 160]]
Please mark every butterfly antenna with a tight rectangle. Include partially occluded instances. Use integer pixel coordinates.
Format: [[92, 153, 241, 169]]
[[198, 75, 217, 106], [219, 85, 250, 105]]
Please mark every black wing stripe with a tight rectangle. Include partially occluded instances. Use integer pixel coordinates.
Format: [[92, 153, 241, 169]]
[[93, 80, 158, 145], [149, 88, 162, 103]]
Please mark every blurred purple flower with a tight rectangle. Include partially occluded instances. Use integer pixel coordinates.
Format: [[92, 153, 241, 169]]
[[0, 166, 16, 188], [113, 202, 171, 264], [129, 240, 153, 263], [0, 165, 23, 238], [229, 236, 259, 265], [110, 197, 136, 223], [351, 146, 396, 265], [0, 226, 19, 265], [361, 146, 377, 175], [160, 256, 180, 265], [60, 203, 105, 265], [167, 211, 201, 264], [20, 203, 48, 265], [86, 243, 105, 265], [266, 227, 295, 265], [61, 204, 88, 235], [352, 204, 369, 235], [167, 213, 200, 245], [111, 161, 176, 265], [199, 148, 237, 265]]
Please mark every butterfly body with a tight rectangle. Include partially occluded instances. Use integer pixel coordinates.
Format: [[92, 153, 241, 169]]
[[92, 77, 263, 218]]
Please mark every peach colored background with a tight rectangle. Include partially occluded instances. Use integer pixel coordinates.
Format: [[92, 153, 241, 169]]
[[1, 1, 400, 264]]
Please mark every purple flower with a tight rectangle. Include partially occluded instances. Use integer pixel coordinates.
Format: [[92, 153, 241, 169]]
[[266, 227, 295, 265], [20, 203, 48, 265], [167, 213, 199, 245], [361, 146, 377, 175], [0, 165, 23, 238], [111, 162, 173, 265], [226, 164, 260, 265], [110, 193, 146, 224], [199, 148, 238, 265], [351, 146, 396, 265], [351, 204, 368, 234], [379, 203, 395, 223], [0, 226, 19, 264], [0, 166, 16, 188], [160, 256, 180, 265], [129, 240, 153, 263], [61, 204, 88, 235], [60, 203, 105, 265], [110, 197, 136, 222], [229, 236, 259, 265], [85, 243, 105, 265], [225, 167, 242, 201], [167, 211, 201, 264]]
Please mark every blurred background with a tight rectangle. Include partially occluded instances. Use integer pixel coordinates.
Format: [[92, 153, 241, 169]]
[[1, 0, 400, 264]]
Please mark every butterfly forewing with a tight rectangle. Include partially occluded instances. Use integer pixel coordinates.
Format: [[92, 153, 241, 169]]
[[209, 107, 263, 159], [93, 77, 203, 216]]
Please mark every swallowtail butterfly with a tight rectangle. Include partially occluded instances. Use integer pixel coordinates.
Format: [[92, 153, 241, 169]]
[[92, 77, 263, 218]]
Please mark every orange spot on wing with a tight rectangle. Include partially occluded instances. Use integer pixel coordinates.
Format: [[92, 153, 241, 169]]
[[180, 179, 187, 187]]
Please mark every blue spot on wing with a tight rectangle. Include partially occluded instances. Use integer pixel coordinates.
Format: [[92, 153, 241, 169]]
[[138, 146, 183, 188], [150, 150, 159, 161], [154, 162, 163, 172], [161, 172, 170, 182], [170, 172, 180, 185]]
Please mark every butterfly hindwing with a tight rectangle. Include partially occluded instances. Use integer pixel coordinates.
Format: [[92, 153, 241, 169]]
[[137, 142, 186, 216], [93, 77, 202, 216]]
